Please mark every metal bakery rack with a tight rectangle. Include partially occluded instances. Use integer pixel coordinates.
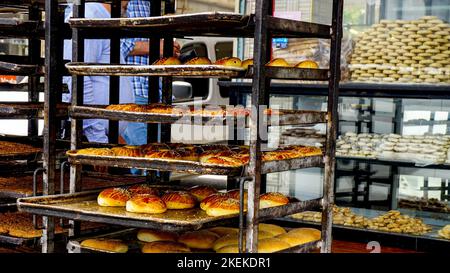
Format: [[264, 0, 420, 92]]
[[16, 0, 344, 253]]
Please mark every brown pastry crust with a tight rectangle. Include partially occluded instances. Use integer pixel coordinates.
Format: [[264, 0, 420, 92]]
[[200, 193, 230, 211], [111, 146, 143, 157], [125, 194, 167, 214], [137, 229, 178, 243], [144, 150, 181, 160], [127, 184, 160, 196], [206, 197, 240, 217], [76, 148, 115, 156], [257, 238, 291, 253], [266, 58, 290, 67], [259, 192, 289, 209], [97, 188, 131, 207], [161, 191, 197, 209], [184, 57, 212, 65], [152, 57, 182, 65], [141, 241, 190, 253], [295, 60, 319, 69], [214, 57, 242, 67], [178, 230, 219, 249], [241, 58, 254, 69], [259, 223, 287, 236], [81, 238, 128, 253], [207, 226, 239, 237], [227, 189, 248, 202], [188, 185, 218, 202]]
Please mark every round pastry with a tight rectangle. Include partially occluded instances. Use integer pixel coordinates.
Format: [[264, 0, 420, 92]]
[[126, 194, 167, 214], [288, 227, 322, 237], [266, 58, 290, 67], [257, 238, 291, 253], [111, 146, 143, 157], [241, 58, 254, 69], [295, 60, 319, 69], [277, 229, 321, 247], [200, 193, 230, 211], [212, 231, 273, 251], [137, 229, 178, 243], [97, 188, 131, 207], [259, 192, 289, 209], [153, 57, 181, 65], [141, 241, 190, 253], [161, 191, 197, 210], [207, 227, 239, 237], [214, 57, 242, 68], [259, 223, 286, 236], [178, 230, 219, 250], [188, 185, 218, 202], [127, 184, 159, 196], [80, 238, 128, 253], [184, 57, 212, 65], [206, 198, 241, 217]]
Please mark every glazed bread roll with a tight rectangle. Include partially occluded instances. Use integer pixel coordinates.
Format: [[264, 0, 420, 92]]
[[141, 241, 190, 253], [227, 189, 248, 206], [241, 58, 253, 69], [127, 184, 159, 196], [111, 146, 142, 157], [207, 227, 239, 237], [184, 57, 212, 65], [212, 230, 273, 251], [125, 194, 167, 214], [206, 198, 240, 217], [188, 185, 218, 202], [76, 148, 115, 156], [295, 60, 319, 69], [80, 238, 128, 253], [266, 58, 290, 67], [277, 228, 321, 247], [214, 57, 242, 67], [153, 57, 181, 65], [259, 223, 286, 236], [137, 229, 178, 243], [161, 191, 197, 210], [97, 188, 131, 207], [257, 238, 291, 253], [200, 193, 230, 211], [178, 230, 219, 250], [259, 192, 289, 209]]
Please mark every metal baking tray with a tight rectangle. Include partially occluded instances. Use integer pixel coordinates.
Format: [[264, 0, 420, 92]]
[[17, 191, 321, 232], [0, 102, 68, 119], [65, 63, 246, 78], [246, 66, 329, 81], [69, 105, 326, 126], [66, 151, 323, 176]]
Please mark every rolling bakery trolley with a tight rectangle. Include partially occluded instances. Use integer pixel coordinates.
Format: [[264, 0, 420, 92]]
[[17, 0, 344, 253]]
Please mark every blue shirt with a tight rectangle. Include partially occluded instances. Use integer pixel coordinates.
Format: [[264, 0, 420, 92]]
[[121, 0, 150, 98], [63, 3, 134, 143]]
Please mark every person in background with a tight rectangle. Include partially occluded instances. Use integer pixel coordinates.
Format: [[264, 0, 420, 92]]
[[121, 0, 180, 147], [62, 2, 134, 144]]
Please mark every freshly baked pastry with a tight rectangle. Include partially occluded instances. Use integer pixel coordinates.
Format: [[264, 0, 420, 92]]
[[140, 143, 171, 154], [144, 150, 181, 160], [277, 228, 321, 247], [174, 148, 199, 161], [207, 226, 239, 237], [257, 237, 291, 253], [184, 57, 212, 65], [259, 223, 286, 236], [188, 185, 218, 202], [212, 231, 273, 252], [200, 193, 230, 211], [97, 188, 131, 207], [141, 241, 190, 253], [295, 60, 319, 69], [227, 189, 248, 202], [206, 197, 240, 217], [216, 244, 240, 253], [214, 57, 242, 68], [111, 146, 142, 157], [137, 229, 178, 243], [266, 58, 290, 67], [127, 184, 159, 196], [106, 104, 141, 112], [178, 230, 219, 249], [80, 238, 128, 253], [125, 194, 167, 214], [241, 58, 254, 69], [76, 148, 115, 156], [199, 150, 245, 167], [259, 192, 289, 209], [262, 150, 299, 161], [153, 57, 181, 65], [161, 191, 197, 210], [145, 103, 175, 114]]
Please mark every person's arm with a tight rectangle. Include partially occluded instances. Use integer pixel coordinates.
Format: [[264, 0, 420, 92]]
[[127, 40, 181, 57]]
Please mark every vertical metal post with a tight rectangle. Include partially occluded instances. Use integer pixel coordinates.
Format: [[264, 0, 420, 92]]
[[109, 0, 121, 144], [321, 0, 343, 253], [69, 0, 85, 238], [43, 0, 64, 253], [161, 0, 174, 143], [28, 3, 41, 137], [246, 0, 272, 253]]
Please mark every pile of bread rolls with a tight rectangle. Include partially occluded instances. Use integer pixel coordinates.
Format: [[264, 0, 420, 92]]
[[80, 224, 321, 253], [365, 210, 432, 235], [350, 16, 450, 84], [336, 132, 381, 158], [438, 225, 450, 240], [97, 184, 289, 216]]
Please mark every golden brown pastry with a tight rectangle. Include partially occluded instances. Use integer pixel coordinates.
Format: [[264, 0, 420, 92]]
[[97, 188, 131, 207], [276, 231, 321, 247], [266, 58, 290, 67], [259, 223, 286, 237], [174, 148, 199, 161], [259, 192, 289, 209], [153, 57, 182, 65], [127, 184, 160, 196], [227, 189, 248, 202], [178, 230, 219, 250], [111, 146, 143, 157], [140, 143, 171, 154], [144, 150, 181, 160], [125, 194, 167, 214], [161, 191, 197, 210], [199, 150, 245, 167], [80, 238, 129, 253], [184, 57, 212, 65], [214, 57, 242, 67], [216, 244, 240, 253], [137, 229, 178, 243], [141, 241, 190, 253], [241, 58, 254, 69], [212, 231, 273, 252], [295, 60, 319, 69], [75, 148, 115, 156], [188, 185, 218, 202], [200, 193, 230, 211], [257, 237, 291, 253], [206, 198, 241, 217], [207, 227, 239, 237]]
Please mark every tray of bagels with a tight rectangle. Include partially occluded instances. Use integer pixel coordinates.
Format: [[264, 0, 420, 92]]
[[17, 184, 322, 233], [65, 143, 323, 175]]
